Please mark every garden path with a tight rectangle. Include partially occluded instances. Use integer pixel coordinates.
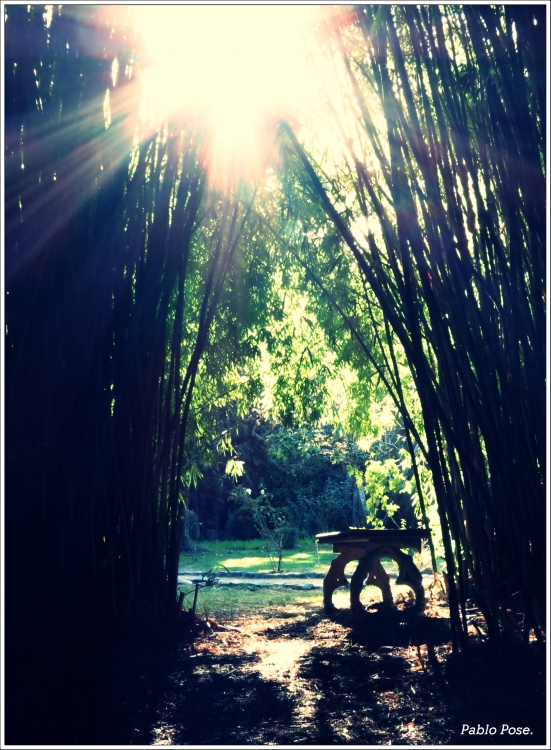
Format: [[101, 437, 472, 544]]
[[130, 596, 545, 746]]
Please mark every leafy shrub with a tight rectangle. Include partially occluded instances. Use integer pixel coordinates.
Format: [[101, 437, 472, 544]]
[[282, 526, 299, 549], [224, 485, 258, 540], [225, 506, 257, 540], [295, 478, 351, 534]]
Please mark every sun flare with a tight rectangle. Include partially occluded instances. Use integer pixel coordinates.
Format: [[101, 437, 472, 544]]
[[134, 5, 318, 178]]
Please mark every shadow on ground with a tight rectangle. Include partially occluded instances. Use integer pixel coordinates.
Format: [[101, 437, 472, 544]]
[[123, 604, 545, 746], [292, 607, 545, 745], [7, 602, 546, 746], [131, 651, 296, 745]]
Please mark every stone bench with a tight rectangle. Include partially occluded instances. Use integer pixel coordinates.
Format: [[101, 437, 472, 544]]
[[316, 529, 430, 615]]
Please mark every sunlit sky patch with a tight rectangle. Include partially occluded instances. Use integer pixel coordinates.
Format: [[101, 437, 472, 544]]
[[134, 5, 320, 181]]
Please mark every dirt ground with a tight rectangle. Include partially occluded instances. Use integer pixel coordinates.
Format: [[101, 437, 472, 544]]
[[7, 590, 546, 746], [110, 595, 546, 747]]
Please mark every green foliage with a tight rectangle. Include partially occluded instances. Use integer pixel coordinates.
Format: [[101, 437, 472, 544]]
[[256, 284, 338, 428], [362, 459, 403, 528], [183, 462, 204, 489], [225, 487, 258, 541], [192, 410, 421, 542], [263, 424, 370, 533], [225, 485, 291, 572], [225, 459, 245, 481], [406, 453, 444, 560]]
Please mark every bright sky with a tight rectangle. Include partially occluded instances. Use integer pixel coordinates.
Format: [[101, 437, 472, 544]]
[[134, 5, 321, 178]]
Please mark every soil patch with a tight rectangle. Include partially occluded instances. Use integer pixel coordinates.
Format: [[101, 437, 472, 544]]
[[122, 599, 545, 746], [8, 596, 545, 745]]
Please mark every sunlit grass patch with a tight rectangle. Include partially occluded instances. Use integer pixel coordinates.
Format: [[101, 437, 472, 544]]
[[287, 552, 311, 559], [195, 582, 369, 619], [219, 556, 268, 570], [194, 583, 323, 619], [180, 538, 338, 574]]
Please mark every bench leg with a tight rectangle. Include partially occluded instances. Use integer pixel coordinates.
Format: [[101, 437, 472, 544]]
[[350, 545, 425, 614], [394, 550, 426, 612], [324, 543, 426, 615], [323, 548, 362, 613], [366, 558, 393, 606], [350, 548, 384, 615]]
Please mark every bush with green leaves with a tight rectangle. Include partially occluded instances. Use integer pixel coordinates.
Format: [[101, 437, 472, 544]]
[[225, 485, 291, 571], [295, 478, 351, 534], [224, 485, 258, 540]]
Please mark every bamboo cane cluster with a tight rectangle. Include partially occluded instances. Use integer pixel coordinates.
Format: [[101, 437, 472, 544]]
[[283, 5, 545, 650]]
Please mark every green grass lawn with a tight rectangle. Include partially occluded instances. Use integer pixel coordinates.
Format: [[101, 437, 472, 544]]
[[188, 582, 416, 621], [177, 539, 328, 617], [178, 537, 423, 576], [189, 584, 326, 619], [179, 538, 339, 575]]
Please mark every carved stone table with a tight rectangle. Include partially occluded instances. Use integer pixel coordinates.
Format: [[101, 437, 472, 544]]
[[316, 529, 430, 615]]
